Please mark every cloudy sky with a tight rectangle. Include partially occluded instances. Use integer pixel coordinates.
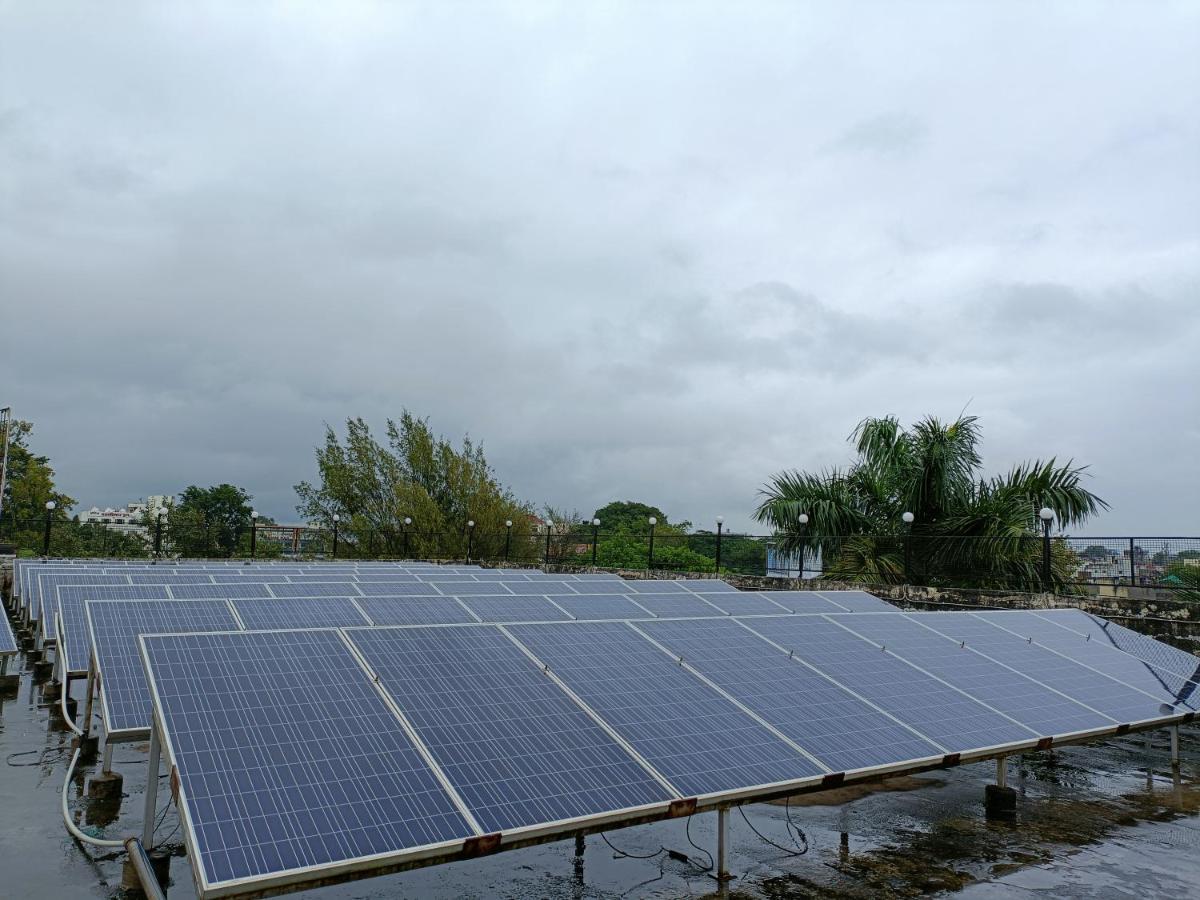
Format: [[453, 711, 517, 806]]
[[2, 2, 1197, 532]]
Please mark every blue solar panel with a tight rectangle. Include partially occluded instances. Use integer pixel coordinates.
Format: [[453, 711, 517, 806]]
[[624, 580, 688, 594], [142, 630, 476, 893], [502, 581, 578, 596], [703, 593, 794, 616], [1030, 609, 1200, 681], [87, 600, 243, 735], [170, 582, 275, 600], [741, 617, 1039, 750], [56, 598, 91, 674], [230, 597, 371, 630], [58, 584, 171, 602], [347, 627, 674, 832], [127, 574, 215, 585], [746, 592, 852, 614], [350, 573, 423, 584], [553, 579, 633, 595], [635, 618, 941, 771], [816, 591, 897, 612], [425, 581, 510, 596], [355, 596, 480, 626], [968, 612, 1199, 717], [0, 610, 16, 655], [267, 582, 362, 598], [458, 596, 573, 623], [357, 581, 443, 597], [622, 593, 724, 619], [838, 614, 1114, 737], [507, 622, 824, 797], [35, 573, 130, 632], [675, 579, 739, 593], [542, 595, 654, 621], [209, 573, 292, 583]]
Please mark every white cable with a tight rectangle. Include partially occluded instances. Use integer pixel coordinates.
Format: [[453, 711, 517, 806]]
[[60, 684, 83, 737], [61, 748, 126, 847]]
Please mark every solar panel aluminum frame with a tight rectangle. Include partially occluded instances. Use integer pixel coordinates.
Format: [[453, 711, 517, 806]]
[[86, 599, 244, 743], [138, 628, 684, 900], [138, 616, 1199, 900]]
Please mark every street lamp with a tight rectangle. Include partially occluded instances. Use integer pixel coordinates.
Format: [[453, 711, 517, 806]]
[[249, 510, 258, 559], [331, 513, 340, 559], [403, 516, 412, 559], [157, 506, 170, 556], [901, 511, 914, 582], [1039, 507, 1054, 590], [797, 513, 809, 580], [591, 518, 600, 566], [467, 520, 475, 562], [504, 520, 513, 562], [544, 521, 554, 565], [43, 500, 56, 556], [715, 516, 724, 573], [647, 516, 657, 570]]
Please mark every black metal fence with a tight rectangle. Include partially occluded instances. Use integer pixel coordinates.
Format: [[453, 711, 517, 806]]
[[1, 515, 1197, 597]]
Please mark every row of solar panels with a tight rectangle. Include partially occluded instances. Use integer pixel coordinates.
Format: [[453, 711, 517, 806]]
[[135, 607, 1200, 899]]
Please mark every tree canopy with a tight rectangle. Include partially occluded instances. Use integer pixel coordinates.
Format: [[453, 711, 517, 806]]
[[169, 483, 256, 557], [294, 413, 534, 559], [755, 414, 1107, 590]]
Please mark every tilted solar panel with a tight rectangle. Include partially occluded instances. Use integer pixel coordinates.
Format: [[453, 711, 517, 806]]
[[507, 621, 824, 797], [0, 610, 16, 655], [141, 630, 476, 897], [354, 596, 479, 626], [267, 582, 362, 598], [457, 596, 573, 624], [356, 581, 444, 597], [816, 591, 897, 612], [747, 591, 853, 614], [674, 579, 739, 593], [634, 618, 941, 772], [1030, 608, 1200, 681], [541, 594, 654, 621], [347, 626, 675, 832], [701, 592, 794, 616], [618, 593, 723, 619], [87, 599, 243, 736], [37, 573, 133, 639], [170, 582, 275, 600], [230, 597, 371, 630]]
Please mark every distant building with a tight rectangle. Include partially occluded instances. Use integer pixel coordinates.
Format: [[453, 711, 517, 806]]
[[79, 495, 172, 534]]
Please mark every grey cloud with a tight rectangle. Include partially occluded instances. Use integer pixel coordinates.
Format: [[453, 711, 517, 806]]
[[827, 113, 928, 156]]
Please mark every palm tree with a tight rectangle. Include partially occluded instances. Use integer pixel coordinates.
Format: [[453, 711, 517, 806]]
[[755, 414, 1107, 590]]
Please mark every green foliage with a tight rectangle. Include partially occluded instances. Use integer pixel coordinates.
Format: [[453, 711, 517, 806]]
[[0, 419, 79, 554], [169, 484, 255, 558], [755, 414, 1108, 590], [295, 413, 534, 559]]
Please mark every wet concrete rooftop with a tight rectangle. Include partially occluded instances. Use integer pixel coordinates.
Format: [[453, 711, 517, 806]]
[[1, 647, 1196, 899]]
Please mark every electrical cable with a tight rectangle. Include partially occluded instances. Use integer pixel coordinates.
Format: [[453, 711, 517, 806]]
[[737, 798, 808, 856], [60, 748, 126, 847], [7, 746, 71, 766]]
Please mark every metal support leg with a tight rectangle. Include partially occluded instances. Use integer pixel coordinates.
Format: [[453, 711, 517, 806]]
[[1170, 726, 1180, 767], [102, 741, 114, 774], [81, 659, 97, 738], [996, 755, 1007, 790], [716, 806, 732, 882], [143, 725, 161, 849]]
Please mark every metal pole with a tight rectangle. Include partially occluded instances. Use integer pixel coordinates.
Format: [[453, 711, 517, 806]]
[[545, 526, 552, 564], [1171, 726, 1180, 767], [592, 524, 598, 566], [505, 524, 512, 562], [1042, 519, 1052, 590], [467, 524, 474, 562], [648, 524, 655, 570], [332, 521, 339, 559], [716, 806, 731, 881], [715, 521, 723, 572], [154, 519, 163, 556], [142, 725, 161, 848], [0, 407, 11, 528], [43, 508, 53, 556], [1129, 537, 1137, 586], [403, 525, 410, 559], [904, 526, 912, 583], [996, 756, 1007, 789], [81, 659, 97, 738], [250, 522, 256, 558], [798, 526, 807, 580]]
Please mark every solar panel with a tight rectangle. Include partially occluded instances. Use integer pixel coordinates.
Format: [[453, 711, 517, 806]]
[[127, 573, 216, 585], [354, 596, 480, 626], [747, 591, 854, 614], [816, 591, 897, 612], [836, 613, 1115, 737], [230, 597, 371, 630], [548, 579, 633, 595], [56, 599, 91, 674], [1030, 609, 1200, 681], [624, 580, 689, 594], [458, 596, 574, 623], [541, 594, 655, 621], [634, 618, 941, 772], [58, 584, 171, 603], [507, 622, 825, 797], [501, 581, 578, 596], [969, 612, 1199, 716], [347, 626, 675, 832], [425, 581, 510, 596], [356, 581, 444, 597], [674, 579, 739, 593], [740, 617, 1039, 750], [701, 592, 794, 616], [34, 572, 131, 633], [87, 599, 243, 736], [619, 593, 723, 619], [350, 573, 423, 584], [267, 582, 362, 598], [170, 582, 275, 600], [0, 610, 16, 655], [141, 629, 476, 895]]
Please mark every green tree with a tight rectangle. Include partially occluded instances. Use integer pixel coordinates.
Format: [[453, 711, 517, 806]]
[[169, 484, 255, 558], [295, 413, 534, 560], [565, 500, 717, 571], [0, 419, 77, 555], [755, 414, 1107, 590]]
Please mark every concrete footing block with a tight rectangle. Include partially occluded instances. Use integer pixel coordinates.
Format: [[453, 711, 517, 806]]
[[985, 784, 1017, 818], [31, 659, 53, 682], [72, 734, 99, 760], [0, 672, 18, 692], [87, 770, 124, 801]]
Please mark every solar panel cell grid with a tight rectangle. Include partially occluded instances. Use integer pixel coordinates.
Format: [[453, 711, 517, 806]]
[[354, 597, 480, 627], [230, 597, 371, 630], [816, 591, 898, 612], [267, 582, 362, 598], [703, 593, 794, 616], [348, 626, 674, 832], [356, 581, 444, 597], [541, 595, 655, 621], [619, 593, 724, 619], [458, 596, 574, 624], [1031, 609, 1200, 681], [507, 622, 825, 797], [749, 592, 854, 614], [142, 630, 476, 891]]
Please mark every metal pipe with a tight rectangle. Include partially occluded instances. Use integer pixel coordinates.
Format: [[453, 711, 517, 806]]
[[1170, 726, 1180, 766], [143, 726, 161, 848], [715, 521, 723, 573], [716, 806, 731, 881], [102, 741, 114, 774], [996, 755, 1007, 790], [124, 837, 167, 900], [81, 658, 97, 738]]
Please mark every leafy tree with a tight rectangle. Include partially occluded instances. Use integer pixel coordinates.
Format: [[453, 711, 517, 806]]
[[169, 484, 255, 558], [295, 413, 534, 559], [755, 414, 1107, 590], [0, 419, 77, 554]]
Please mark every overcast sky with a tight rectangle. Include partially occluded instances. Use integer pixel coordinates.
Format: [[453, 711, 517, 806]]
[[1, 2, 1197, 533]]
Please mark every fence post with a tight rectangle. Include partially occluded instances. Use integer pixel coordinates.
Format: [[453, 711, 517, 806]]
[[43, 500, 55, 556], [647, 517, 656, 570], [715, 518, 723, 573], [592, 519, 600, 566], [1128, 537, 1137, 586]]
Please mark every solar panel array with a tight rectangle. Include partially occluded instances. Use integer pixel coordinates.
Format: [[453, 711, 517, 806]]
[[138, 603, 1197, 899]]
